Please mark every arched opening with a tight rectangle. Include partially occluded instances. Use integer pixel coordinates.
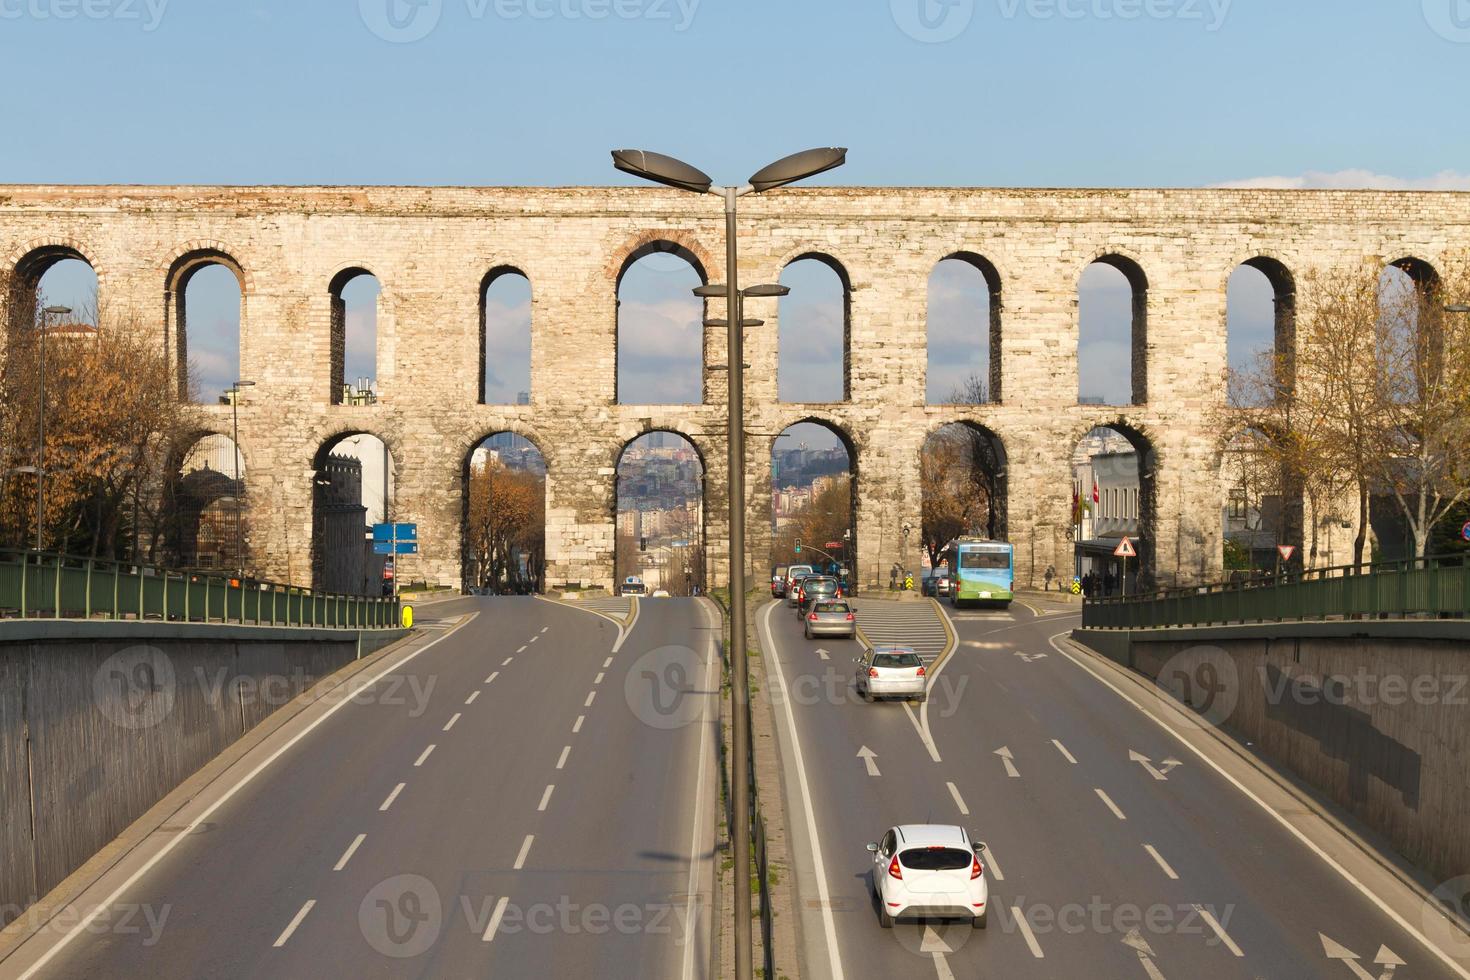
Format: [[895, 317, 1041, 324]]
[[1227, 258, 1296, 405], [311, 433, 396, 595], [160, 433, 248, 571], [9, 246, 97, 338], [779, 255, 851, 403], [329, 269, 381, 406], [1070, 424, 1157, 595], [615, 431, 705, 595], [1218, 426, 1295, 577], [481, 268, 532, 405], [921, 423, 1008, 572], [616, 243, 705, 405], [771, 421, 857, 590], [927, 254, 1001, 404], [1078, 256, 1148, 406], [462, 433, 547, 594], [168, 251, 244, 404]]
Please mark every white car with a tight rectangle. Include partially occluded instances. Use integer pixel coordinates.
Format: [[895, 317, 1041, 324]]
[[867, 825, 989, 928], [854, 646, 927, 703], [651, 589, 671, 598]]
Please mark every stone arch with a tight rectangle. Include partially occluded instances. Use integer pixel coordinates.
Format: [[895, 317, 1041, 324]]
[[1077, 252, 1149, 406], [160, 430, 250, 570], [328, 266, 383, 406], [919, 419, 1009, 555], [8, 241, 99, 338], [927, 251, 1004, 404], [614, 241, 708, 406], [480, 265, 533, 405], [310, 429, 397, 594], [779, 252, 853, 404], [1067, 418, 1160, 592], [770, 415, 860, 587], [1225, 255, 1297, 401], [166, 247, 248, 401], [461, 428, 549, 593], [613, 427, 708, 594], [1215, 424, 1301, 577]]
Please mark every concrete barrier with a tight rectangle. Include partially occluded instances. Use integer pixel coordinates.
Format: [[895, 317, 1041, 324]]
[[0, 621, 407, 925], [1073, 622, 1470, 887]]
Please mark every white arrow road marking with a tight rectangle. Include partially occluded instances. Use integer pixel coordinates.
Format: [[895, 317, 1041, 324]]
[[995, 746, 1020, 778], [1194, 905, 1242, 956], [1320, 934, 1406, 980], [857, 746, 881, 777], [1159, 758, 1183, 776], [1052, 739, 1078, 764], [1124, 927, 1167, 980], [1129, 750, 1178, 781], [922, 924, 957, 978], [1376, 945, 1406, 976], [816, 648, 831, 661], [931, 950, 957, 980], [1015, 651, 1048, 663]]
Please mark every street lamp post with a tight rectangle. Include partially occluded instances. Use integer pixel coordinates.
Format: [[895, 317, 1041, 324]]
[[612, 146, 846, 980], [35, 306, 71, 552], [228, 381, 255, 575]]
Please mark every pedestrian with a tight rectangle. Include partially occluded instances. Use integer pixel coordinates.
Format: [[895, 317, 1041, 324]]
[[1105, 571, 1117, 596], [1044, 564, 1056, 592], [1082, 572, 1094, 597]]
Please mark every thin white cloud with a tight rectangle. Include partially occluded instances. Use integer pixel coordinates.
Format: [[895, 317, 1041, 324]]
[[1214, 169, 1470, 191]]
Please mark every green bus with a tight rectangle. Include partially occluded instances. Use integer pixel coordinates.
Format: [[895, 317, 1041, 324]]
[[940, 538, 1015, 608]]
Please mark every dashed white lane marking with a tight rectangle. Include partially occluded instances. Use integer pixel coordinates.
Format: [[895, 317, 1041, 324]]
[[333, 834, 366, 872], [1012, 906, 1044, 958], [594, 672, 605, 685], [481, 896, 511, 942], [414, 745, 436, 767], [517, 646, 527, 654], [485, 671, 499, 684], [573, 715, 585, 733], [556, 746, 571, 769], [538, 785, 555, 811], [1095, 788, 1127, 820], [443, 713, 461, 732], [1144, 844, 1178, 880], [982, 842, 1004, 881], [380, 783, 406, 811], [1052, 739, 1078, 764], [529, 636, 539, 644], [514, 835, 534, 870], [584, 691, 597, 707], [541, 627, 549, 634], [946, 782, 970, 816], [1195, 905, 1244, 957], [603, 657, 614, 668], [273, 900, 316, 947], [466, 691, 481, 705], [503, 658, 515, 666]]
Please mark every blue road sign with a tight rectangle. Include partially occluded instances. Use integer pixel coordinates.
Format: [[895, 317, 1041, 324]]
[[373, 523, 418, 543], [373, 541, 420, 556], [1462, 521, 1470, 543]]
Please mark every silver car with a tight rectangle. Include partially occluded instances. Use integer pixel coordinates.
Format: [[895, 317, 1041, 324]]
[[855, 647, 927, 703], [804, 600, 856, 640]]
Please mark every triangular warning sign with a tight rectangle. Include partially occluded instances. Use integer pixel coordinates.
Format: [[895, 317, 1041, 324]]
[[1113, 536, 1137, 558], [1277, 544, 1296, 563]]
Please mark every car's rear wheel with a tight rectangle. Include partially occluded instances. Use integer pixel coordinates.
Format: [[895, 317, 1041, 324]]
[[879, 907, 894, 928], [973, 909, 987, 929], [861, 686, 874, 703], [914, 693, 928, 704]]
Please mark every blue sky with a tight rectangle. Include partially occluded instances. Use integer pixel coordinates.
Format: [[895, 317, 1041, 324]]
[[16, 1, 1467, 441]]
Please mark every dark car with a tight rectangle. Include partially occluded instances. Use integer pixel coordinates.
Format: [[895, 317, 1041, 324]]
[[796, 576, 841, 616], [772, 564, 791, 598]]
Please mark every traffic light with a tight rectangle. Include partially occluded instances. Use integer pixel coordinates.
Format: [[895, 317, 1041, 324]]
[[794, 540, 802, 554], [640, 536, 647, 552]]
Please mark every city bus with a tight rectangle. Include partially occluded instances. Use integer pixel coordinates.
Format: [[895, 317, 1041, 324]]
[[940, 538, 1014, 608]]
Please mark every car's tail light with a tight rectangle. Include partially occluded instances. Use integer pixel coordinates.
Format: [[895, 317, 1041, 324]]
[[808, 613, 818, 621], [869, 668, 879, 678], [971, 854, 984, 880], [845, 613, 855, 621], [916, 666, 926, 677], [888, 855, 903, 880]]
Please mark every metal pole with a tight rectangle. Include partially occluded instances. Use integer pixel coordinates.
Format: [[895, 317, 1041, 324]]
[[36, 310, 47, 552], [724, 185, 752, 980], [232, 388, 242, 575]]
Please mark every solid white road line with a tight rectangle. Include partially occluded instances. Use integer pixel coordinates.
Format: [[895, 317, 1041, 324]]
[[13, 615, 476, 980], [584, 691, 596, 707], [380, 783, 406, 811], [514, 835, 534, 870], [1012, 906, 1045, 958], [1048, 631, 1470, 980], [681, 626, 717, 980], [1095, 788, 1127, 820], [947, 782, 970, 816], [443, 713, 461, 732], [1195, 904, 1244, 957], [982, 842, 1005, 881], [594, 672, 605, 685], [761, 601, 846, 980], [931, 949, 957, 980], [481, 896, 511, 942], [414, 745, 435, 767], [556, 746, 571, 769], [333, 834, 366, 872], [1052, 739, 1078, 764], [538, 785, 555, 811], [902, 702, 943, 763], [485, 671, 499, 684], [466, 691, 480, 705], [1144, 844, 1179, 880], [273, 900, 315, 947], [573, 715, 584, 733]]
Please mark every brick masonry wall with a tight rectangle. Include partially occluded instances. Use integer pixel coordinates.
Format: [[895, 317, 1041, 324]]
[[3, 185, 1468, 591]]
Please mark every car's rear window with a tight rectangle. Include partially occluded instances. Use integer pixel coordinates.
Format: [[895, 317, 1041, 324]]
[[873, 652, 922, 668], [815, 602, 849, 613], [900, 847, 972, 871]]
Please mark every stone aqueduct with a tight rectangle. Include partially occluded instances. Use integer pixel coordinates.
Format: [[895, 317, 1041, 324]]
[[2, 184, 1467, 592]]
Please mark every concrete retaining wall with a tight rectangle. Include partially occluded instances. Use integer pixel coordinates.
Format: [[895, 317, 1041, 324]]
[[1073, 624, 1470, 886], [0, 622, 406, 924]]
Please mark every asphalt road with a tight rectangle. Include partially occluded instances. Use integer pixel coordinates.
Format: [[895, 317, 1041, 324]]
[[763, 595, 1470, 980], [8, 596, 719, 979]]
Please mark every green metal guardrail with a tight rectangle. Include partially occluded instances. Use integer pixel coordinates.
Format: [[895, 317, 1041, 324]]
[[1084, 554, 1470, 629], [0, 549, 401, 629]]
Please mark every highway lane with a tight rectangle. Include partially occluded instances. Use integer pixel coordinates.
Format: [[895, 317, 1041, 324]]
[[8, 596, 717, 980], [764, 596, 1470, 980]]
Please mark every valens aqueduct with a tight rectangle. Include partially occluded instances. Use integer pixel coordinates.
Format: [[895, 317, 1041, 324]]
[[3, 185, 1467, 592]]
